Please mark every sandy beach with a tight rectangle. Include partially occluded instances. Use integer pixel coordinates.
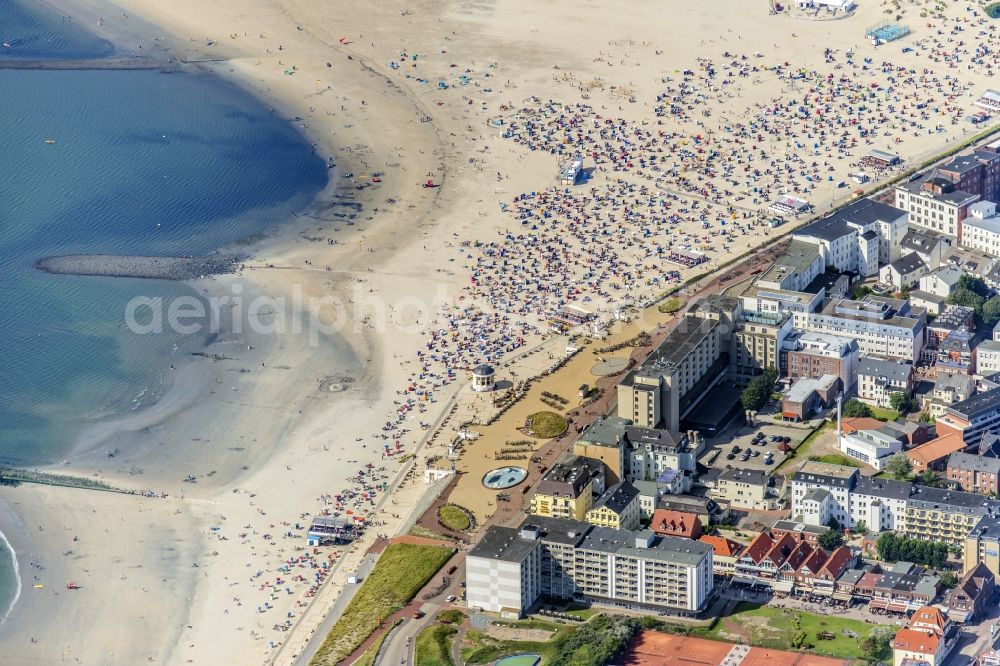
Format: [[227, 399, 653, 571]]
[[4, 0, 1000, 663]]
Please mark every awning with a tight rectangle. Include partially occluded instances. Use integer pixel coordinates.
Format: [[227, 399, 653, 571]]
[[732, 576, 760, 587], [813, 587, 834, 596], [833, 592, 852, 601], [887, 602, 909, 614], [773, 580, 794, 593], [868, 599, 888, 610]]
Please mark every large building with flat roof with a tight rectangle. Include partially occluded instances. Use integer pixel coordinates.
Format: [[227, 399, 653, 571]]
[[792, 198, 908, 275], [783, 331, 860, 392], [791, 461, 1000, 552], [961, 200, 1000, 256], [895, 176, 980, 239], [466, 526, 541, 616], [617, 314, 724, 432], [468, 517, 715, 617], [573, 415, 630, 483], [793, 295, 926, 360], [936, 387, 1000, 447]]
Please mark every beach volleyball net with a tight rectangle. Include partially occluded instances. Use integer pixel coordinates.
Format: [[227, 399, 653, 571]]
[[866, 20, 911, 43]]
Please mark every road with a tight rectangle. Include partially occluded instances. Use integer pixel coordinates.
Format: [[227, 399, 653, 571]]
[[380, 609, 436, 666]]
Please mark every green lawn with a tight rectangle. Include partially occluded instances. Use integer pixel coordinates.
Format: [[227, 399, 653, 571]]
[[409, 524, 457, 542], [870, 406, 901, 422], [464, 630, 562, 665], [529, 411, 568, 438], [309, 543, 454, 665], [438, 504, 472, 532], [775, 421, 831, 474], [463, 614, 647, 666], [813, 454, 861, 468], [415, 624, 458, 666], [699, 602, 872, 660], [438, 609, 467, 625], [658, 296, 686, 314]]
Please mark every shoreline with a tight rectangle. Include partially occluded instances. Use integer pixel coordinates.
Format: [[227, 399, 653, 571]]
[[0, 0, 357, 653], [0, 526, 20, 624]]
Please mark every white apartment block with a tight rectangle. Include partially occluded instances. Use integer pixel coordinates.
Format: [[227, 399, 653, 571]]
[[856, 356, 913, 408], [962, 201, 1000, 256], [466, 527, 542, 616], [470, 518, 715, 617], [793, 199, 907, 276], [979, 341, 1000, 377], [793, 296, 925, 361], [791, 462, 906, 532], [895, 179, 979, 238]]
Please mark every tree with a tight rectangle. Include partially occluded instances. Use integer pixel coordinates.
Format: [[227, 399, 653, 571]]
[[984, 296, 1000, 329], [860, 626, 895, 662], [947, 286, 986, 322], [852, 520, 868, 536], [889, 391, 916, 414], [818, 528, 844, 551], [853, 284, 873, 300], [842, 399, 873, 418], [877, 531, 948, 568], [884, 452, 912, 480], [741, 367, 777, 411], [919, 468, 944, 488], [957, 274, 989, 297], [939, 571, 959, 589]]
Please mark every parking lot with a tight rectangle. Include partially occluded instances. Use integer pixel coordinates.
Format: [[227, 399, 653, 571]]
[[700, 422, 812, 473]]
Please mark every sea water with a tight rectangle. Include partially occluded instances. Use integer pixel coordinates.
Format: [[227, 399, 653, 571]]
[[0, 2, 328, 618]]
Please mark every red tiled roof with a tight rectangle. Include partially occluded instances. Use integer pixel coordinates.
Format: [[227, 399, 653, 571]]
[[744, 531, 775, 564], [841, 417, 886, 434], [857, 571, 882, 588], [800, 547, 828, 574], [909, 606, 947, 634], [699, 534, 743, 558], [650, 509, 702, 539], [782, 541, 814, 571], [892, 628, 940, 654], [763, 532, 798, 566], [819, 545, 853, 579], [907, 432, 965, 466]]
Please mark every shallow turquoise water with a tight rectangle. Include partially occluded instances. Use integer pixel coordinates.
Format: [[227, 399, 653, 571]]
[[0, 1, 328, 619]]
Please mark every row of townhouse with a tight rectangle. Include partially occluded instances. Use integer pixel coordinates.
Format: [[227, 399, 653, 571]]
[[732, 528, 855, 595]]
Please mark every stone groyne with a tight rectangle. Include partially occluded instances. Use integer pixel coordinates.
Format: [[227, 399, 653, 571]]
[[36, 254, 240, 280], [0, 57, 180, 71]]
